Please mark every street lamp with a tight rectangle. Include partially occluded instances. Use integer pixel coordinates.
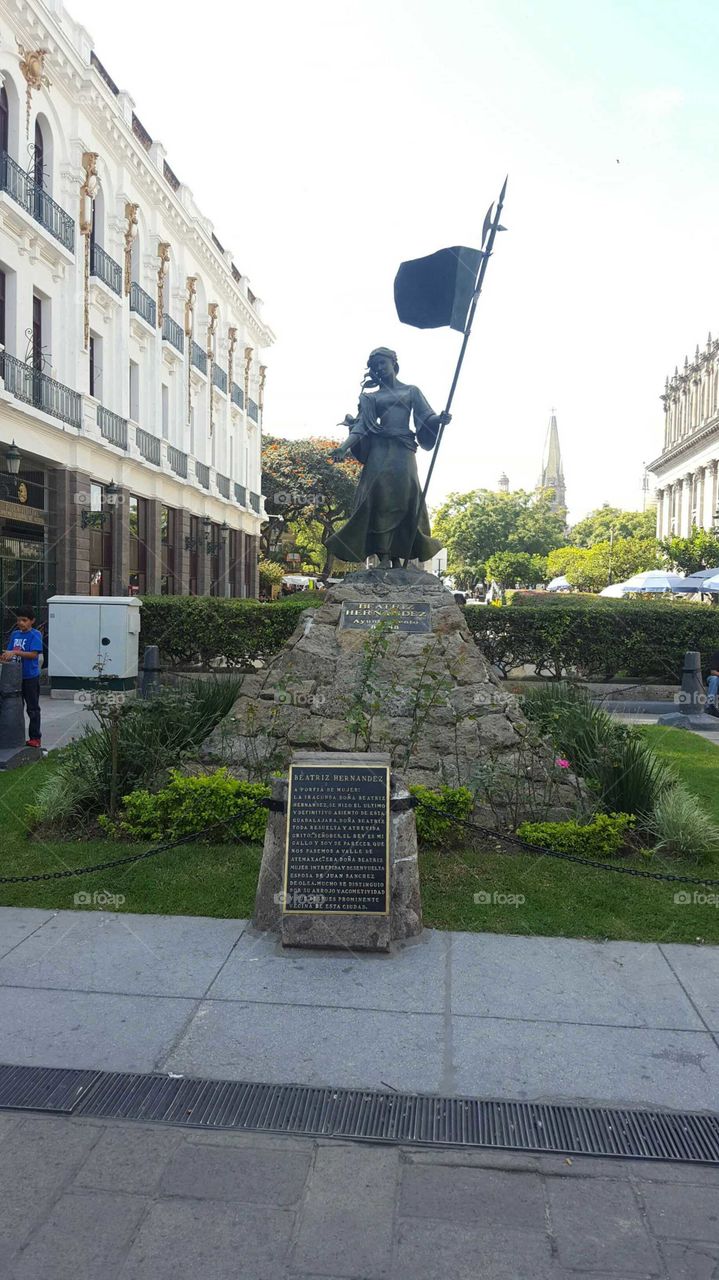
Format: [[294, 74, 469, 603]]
[[105, 479, 120, 507], [5, 441, 20, 476]]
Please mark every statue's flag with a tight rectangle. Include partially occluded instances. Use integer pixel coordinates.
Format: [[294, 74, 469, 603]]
[[394, 245, 483, 333]]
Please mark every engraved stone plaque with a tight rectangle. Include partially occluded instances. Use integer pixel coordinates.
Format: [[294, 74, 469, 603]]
[[339, 601, 431, 633]]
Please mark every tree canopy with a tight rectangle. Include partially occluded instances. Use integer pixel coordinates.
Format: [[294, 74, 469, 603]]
[[569, 505, 656, 548], [546, 537, 662, 592], [432, 489, 567, 584], [660, 528, 719, 576], [261, 435, 360, 573]]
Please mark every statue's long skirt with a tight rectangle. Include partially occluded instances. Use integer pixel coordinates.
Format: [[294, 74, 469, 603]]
[[327, 436, 442, 563]]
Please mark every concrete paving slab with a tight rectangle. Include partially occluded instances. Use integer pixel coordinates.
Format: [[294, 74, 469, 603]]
[[117, 1199, 294, 1280], [547, 1175, 662, 1272], [399, 1163, 546, 1230], [450, 933, 706, 1030], [0, 908, 57, 961], [0, 909, 247, 997], [207, 924, 446, 1012], [162, 1000, 445, 1092], [641, 1181, 719, 1242], [292, 1144, 398, 1278], [0, 1116, 102, 1259], [0, 986, 197, 1072], [10, 1189, 148, 1280], [393, 1219, 555, 1280], [71, 1125, 183, 1194], [158, 1141, 311, 1205], [660, 943, 719, 1032], [450, 1016, 719, 1110]]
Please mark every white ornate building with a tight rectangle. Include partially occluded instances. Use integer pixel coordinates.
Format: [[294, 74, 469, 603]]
[[0, 0, 273, 628], [648, 337, 719, 538]]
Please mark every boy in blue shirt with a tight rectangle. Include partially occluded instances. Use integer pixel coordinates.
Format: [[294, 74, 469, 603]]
[[1, 607, 43, 747]]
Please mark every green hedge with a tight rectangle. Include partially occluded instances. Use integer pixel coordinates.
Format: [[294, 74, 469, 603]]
[[465, 601, 719, 681], [139, 594, 323, 668]]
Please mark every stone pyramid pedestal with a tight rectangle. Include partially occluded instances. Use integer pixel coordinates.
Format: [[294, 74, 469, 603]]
[[203, 568, 577, 821]]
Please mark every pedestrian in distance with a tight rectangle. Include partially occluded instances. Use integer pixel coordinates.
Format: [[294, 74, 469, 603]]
[[0, 606, 43, 746], [705, 649, 719, 718]]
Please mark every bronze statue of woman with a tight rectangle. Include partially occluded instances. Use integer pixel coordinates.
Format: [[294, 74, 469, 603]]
[[328, 347, 451, 569]]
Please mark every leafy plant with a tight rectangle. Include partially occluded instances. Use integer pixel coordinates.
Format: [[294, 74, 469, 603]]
[[139, 594, 324, 669], [345, 620, 393, 750], [103, 769, 269, 843], [410, 784, 475, 847], [516, 812, 635, 858], [28, 678, 243, 832], [648, 783, 719, 861]]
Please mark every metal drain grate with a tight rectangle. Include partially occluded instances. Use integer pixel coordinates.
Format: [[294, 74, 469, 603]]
[[0, 1062, 717, 1164], [0, 1063, 99, 1113]]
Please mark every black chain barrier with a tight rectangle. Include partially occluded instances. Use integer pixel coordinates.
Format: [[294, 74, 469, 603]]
[[3, 794, 719, 891]]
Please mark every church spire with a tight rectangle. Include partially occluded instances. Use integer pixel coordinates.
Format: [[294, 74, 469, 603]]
[[540, 411, 566, 512]]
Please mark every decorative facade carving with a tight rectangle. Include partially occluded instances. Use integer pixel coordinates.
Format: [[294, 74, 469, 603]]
[[123, 202, 139, 296], [16, 41, 50, 138], [79, 152, 98, 351], [156, 242, 170, 328]]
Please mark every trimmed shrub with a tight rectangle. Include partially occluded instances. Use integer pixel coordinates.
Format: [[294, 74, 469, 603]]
[[465, 599, 719, 681], [104, 769, 270, 843], [522, 682, 674, 823], [648, 783, 719, 861], [516, 813, 635, 858], [410, 784, 475, 847], [139, 593, 324, 668]]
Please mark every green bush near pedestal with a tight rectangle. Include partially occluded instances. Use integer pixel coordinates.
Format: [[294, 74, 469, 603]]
[[465, 599, 719, 680], [139, 593, 324, 668]]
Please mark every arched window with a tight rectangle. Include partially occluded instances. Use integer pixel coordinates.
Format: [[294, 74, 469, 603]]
[[0, 86, 8, 156], [34, 118, 44, 188]]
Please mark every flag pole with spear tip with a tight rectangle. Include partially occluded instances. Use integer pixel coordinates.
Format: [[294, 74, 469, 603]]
[[402, 176, 508, 568]]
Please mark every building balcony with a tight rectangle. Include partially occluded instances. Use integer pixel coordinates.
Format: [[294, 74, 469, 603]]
[[97, 404, 128, 449], [168, 444, 188, 478], [231, 382, 244, 410], [196, 460, 210, 489], [2, 352, 81, 428], [0, 151, 75, 253], [191, 341, 207, 375], [247, 398, 259, 423], [136, 426, 161, 465], [212, 364, 228, 394], [217, 473, 230, 499], [91, 243, 122, 295], [234, 482, 247, 507], [162, 313, 184, 353], [129, 282, 157, 328]]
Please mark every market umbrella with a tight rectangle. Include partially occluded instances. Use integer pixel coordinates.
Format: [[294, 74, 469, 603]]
[[546, 575, 572, 592], [672, 568, 719, 593], [599, 582, 633, 597], [620, 570, 687, 593]]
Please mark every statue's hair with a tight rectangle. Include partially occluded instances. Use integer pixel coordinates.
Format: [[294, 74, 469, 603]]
[[362, 346, 399, 388]]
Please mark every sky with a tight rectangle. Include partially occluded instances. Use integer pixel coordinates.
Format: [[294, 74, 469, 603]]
[[66, 0, 719, 524]]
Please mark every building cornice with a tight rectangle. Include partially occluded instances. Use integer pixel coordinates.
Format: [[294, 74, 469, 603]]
[[647, 417, 719, 476]]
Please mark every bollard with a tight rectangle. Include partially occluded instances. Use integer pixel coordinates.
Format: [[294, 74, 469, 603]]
[[0, 660, 26, 749], [140, 645, 162, 699], [679, 650, 704, 716]]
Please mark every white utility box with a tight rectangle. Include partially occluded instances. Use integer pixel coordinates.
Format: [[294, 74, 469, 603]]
[[47, 596, 142, 692]]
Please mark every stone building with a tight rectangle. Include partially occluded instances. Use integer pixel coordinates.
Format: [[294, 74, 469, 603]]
[[648, 337, 719, 537], [0, 0, 273, 633]]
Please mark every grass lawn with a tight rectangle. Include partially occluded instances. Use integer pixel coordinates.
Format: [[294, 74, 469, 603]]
[[0, 726, 717, 942]]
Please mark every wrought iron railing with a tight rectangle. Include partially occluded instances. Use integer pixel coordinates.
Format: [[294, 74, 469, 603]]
[[191, 341, 207, 375], [136, 427, 160, 465], [250, 491, 261, 514], [234, 483, 247, 506], [217, 473, 230, 499], [168, 445, 188, 478], [129, 282, 156, 327], [196, 460, 210, 489], [0, 151, 75, 252], [90, 242, 122, 295], [2, 352, 81, 427], [97, 404, 128, 449], [231, 382, 244, 409], [162, 313, 184, 352], [248, 398, 259, 422], [212, 364, 227, 394]]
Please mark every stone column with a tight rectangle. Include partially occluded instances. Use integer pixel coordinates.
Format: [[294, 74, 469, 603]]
[[48, 468, 93, 595], [177, 510, 191, 594], [697, 466, 707, 531], [145, 499, 162, 595], [248, 532, 259, 598], [196, 524, 210, 596], [710, 461, 719, 530], [655, 488, 664, 539], [111, 486, 131, 596]]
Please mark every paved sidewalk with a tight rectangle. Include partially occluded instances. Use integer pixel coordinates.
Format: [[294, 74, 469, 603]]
[[0, 1112, 717, 1279], [0, 908, 718, 1110]]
